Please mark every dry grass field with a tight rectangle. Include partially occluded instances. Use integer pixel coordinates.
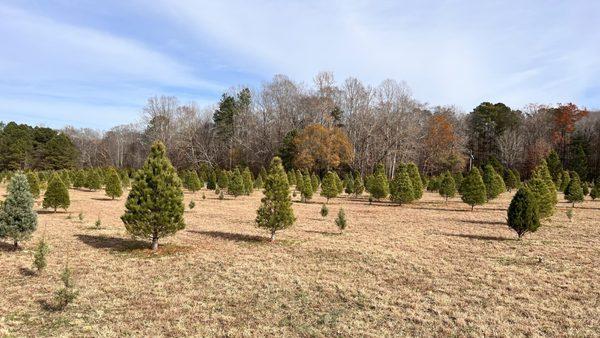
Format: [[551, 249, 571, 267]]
[[0, 185, 598, 337]]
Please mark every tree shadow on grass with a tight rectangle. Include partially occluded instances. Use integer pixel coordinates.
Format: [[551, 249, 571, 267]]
[[91, 197, 117, 201], [410, 206, 471, 212], [436, 232, 514, 241], [457, 219, 507, 226], [304, 230, 340, 236], [187, 230, 266, 243], [75, 234, 148, 251], [37, 210, 69, 215]]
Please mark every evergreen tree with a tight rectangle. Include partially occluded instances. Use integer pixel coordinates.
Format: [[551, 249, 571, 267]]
[[589, 181, 599, 200], [206, 170, 217, 190], [334, 172, 344, 195], [0, 173, 37, 248], [570, 144, 588, 181], [453, 172, 464, 194], [461, 168, 487, 211], [565, 172, 584, 207], [535, 160, 558, 206], [483, 164, 502, 200], [504, 169, 518, 192], [104, 168, 123, 200], [242, 168, 254, 195], [507, 187, 540, 238], [335, 208, 347, 233], [287, 171, 296, 186], [121, 141, 185, 251], [73, 170, 86, 189], [320, 171, 339, 202], [60, 170, 72, 188], [344, 173, 355, 194], [559, 170, 570, 192], [582, 181, 589, 196], [86, 170, 102, 191], [300, 174, 313, 202], [255, 157, 295, 241], [227, 168, 245, 197], [546, 150, 563, 184], [43, 173, 70, 212], [320, 204, 329, 217], [439, 171, 457, 202], [41, 133, 78, 170], [33, 237, 49, 273], [390, 168, 414, 205], [295, 170, 304, 192], [119, 170, 131, 189], [310, 173, 319, 192], [26, 171, 41, 198], [353, 174, 364, 197], [259, 166, 268, 181], [217, 170, 229, 189], [369, 168, 389, 201], [406, 162, 423, 200], [254, 175, 264, 189], [188, 170, 203, 193], [527, 175, 554, 218]]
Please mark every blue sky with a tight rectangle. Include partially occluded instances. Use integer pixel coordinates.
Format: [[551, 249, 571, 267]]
[[1, 0, 599, 130]]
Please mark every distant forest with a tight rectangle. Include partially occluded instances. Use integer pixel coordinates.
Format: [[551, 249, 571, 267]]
[[2, 73, 599, 181]]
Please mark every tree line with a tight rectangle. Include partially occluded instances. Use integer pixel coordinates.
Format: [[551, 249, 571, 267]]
[[1, 72, 599, 183]]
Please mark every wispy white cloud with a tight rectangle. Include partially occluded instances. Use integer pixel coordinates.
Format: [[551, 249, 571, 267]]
[[0, 4, 222, 128], [1, 0, 599, 130], [150, 0, 600, 110]]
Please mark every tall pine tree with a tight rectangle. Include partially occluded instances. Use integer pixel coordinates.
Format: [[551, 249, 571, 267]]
[[121, 141, 185, 251], [255, 157, 295, 241]]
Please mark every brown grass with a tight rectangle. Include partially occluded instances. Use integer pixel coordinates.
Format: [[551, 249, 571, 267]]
[[0, 186, 598, 336]]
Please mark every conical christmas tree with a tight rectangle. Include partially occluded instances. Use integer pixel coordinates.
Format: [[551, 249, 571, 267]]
[[461, 168, 487, 211], [507, 187, 540, 238], [104, 168, 123, 200], [43, 173, 70, 212], [255, 157, 295, 241], [0, 173, 37, 248], [121, 141, 185, 251]]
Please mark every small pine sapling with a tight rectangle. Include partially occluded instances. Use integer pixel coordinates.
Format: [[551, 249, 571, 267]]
[[33, 237, 50, 273], [335, 208, 347, 233], [54, 264, 78, 310], [320, 204, 329, 217], [189, 200, 195, 210]]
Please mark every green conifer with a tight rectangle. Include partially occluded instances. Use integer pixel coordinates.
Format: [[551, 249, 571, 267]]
[[104, 168, 123, 200], [507, 187, 540, 238], [86, 170, 102, 191], [527, 175, 554, 218], [300, 174, 313, 202], [390, 168, 414, 205], [439, 171, 457, 202], [121, 141, 185, 251], [43, 173, 70, 212], [255, 157, 295, 241], [461, 168, 487, 211], [242, 168, 254, 195], [483, 164, 502, 200], [26, 172, 41, 198], [565, 172, 584, 207], [335, 208, 347, 233], [0, 173, 38, 248], [227, 168, 245, 197], [320, 171, 339, 202], [406, 162, 423, 200], [353, 174, 364, 197]]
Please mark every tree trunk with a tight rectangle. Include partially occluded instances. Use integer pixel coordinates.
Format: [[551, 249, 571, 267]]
[[13, 240, 18, 250], [471, 205, 474, 211], [270, 230, 276, 242]]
